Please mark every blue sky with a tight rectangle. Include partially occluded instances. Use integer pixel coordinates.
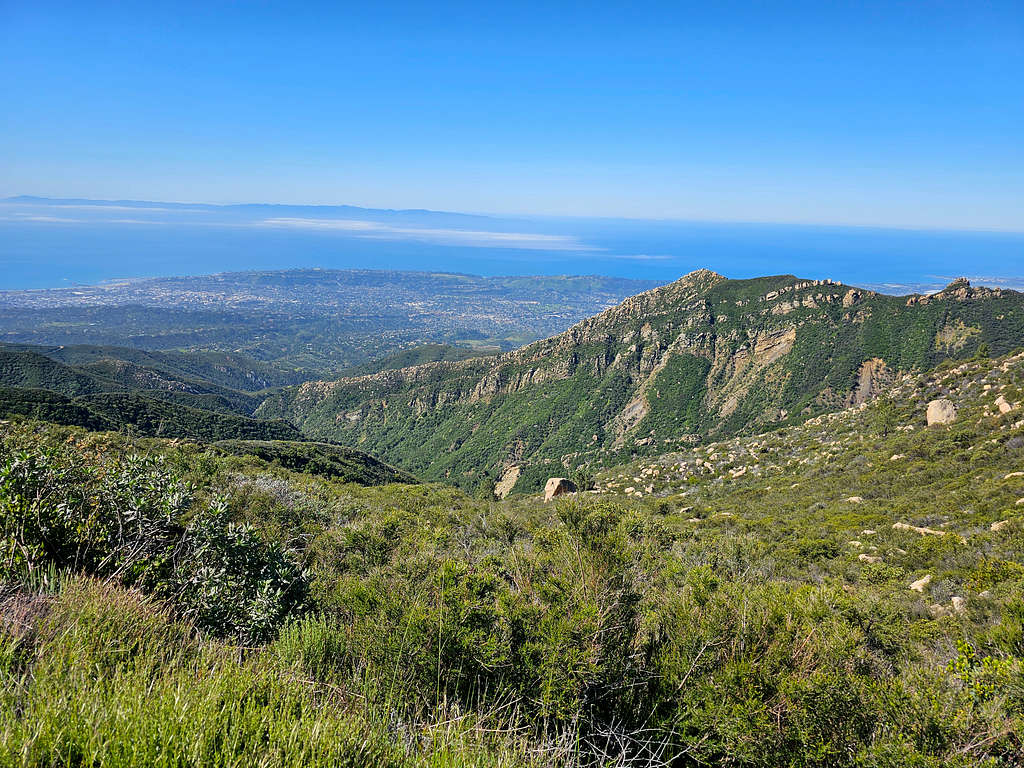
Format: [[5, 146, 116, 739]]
[[1, 0, 1021, 230]]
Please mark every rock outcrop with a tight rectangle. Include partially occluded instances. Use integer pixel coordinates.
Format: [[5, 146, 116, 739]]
[[926, 399, 956, 426], [910, 574, 932, 593], [255, 270, 1024, 490], [494, 465, 521, 499], [894, 522, 947, 537], [848, 358, 892, 406], [543, 477, 576, 502]]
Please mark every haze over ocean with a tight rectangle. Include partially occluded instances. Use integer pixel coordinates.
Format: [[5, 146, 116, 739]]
[[1, 197, 1021, 294]]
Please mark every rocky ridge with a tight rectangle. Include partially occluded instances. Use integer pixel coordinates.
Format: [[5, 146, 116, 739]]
[[257, 273, 1024, 491]]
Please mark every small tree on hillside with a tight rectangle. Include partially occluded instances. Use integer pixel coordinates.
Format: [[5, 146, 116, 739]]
[[873, 397, 898, 437]]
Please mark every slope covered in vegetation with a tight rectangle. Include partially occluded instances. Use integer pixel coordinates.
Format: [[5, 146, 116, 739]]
[[0, 387, 301, 442], [0, 344, 307, 441], [258, 272, 1024, 492], [212, 439, 417, 485], [2, 348, 1023, 766]]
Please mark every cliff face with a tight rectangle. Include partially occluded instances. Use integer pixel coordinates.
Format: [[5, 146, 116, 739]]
[[256, 273, 1024, 491]]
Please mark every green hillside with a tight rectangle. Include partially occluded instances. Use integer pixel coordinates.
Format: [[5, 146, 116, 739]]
[[74, 392, 301, 441], [1, 343, 273, 411], [2, 349, 1023, 766], [0, 386, 114, 430], [337, 343, 492, 377], [257, 272, 1024, 491], [36, 344, 309, 390], [0, 387, 301, 441], [0, 346, 113, 396], [212, 439, 417, 484], [0, 342, 311, 441]]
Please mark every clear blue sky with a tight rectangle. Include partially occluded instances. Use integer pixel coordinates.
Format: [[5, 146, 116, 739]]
[[1, 0, 1021, 230]]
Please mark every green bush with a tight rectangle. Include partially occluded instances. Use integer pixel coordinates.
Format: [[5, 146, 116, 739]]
[[0, 432, 307, 642]]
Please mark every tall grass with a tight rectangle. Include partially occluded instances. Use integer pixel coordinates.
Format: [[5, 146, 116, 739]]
[[0, 579, 553, 768]]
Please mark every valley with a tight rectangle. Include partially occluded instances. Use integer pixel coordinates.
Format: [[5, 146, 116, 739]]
[[257, 271, 1024, 493], [2, 267, 1023, 767]]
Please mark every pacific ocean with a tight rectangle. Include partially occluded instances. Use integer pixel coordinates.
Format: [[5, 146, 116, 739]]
[[2, 199, 1022, 293]]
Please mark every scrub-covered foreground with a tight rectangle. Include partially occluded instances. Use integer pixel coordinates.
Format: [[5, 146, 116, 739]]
[[1, 349, 1024, 766]]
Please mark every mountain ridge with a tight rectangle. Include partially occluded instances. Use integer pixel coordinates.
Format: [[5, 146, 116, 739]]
[[3, 195, 498, 223], [256, 270, 1024, 491]]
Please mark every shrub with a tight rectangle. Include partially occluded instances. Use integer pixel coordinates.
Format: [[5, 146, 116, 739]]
[[0, 435, 307, 643]]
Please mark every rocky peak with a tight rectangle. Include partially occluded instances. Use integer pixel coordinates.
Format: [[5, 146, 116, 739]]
[[907, 276, 1004, 306]]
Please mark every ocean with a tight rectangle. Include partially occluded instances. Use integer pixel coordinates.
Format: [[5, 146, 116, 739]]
[[1, 197, 1022, 293]]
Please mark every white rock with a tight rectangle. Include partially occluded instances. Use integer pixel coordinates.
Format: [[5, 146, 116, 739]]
[[910, 574, 933, 593], [861, 529, 877, 536], [846, 496, 864, 503], [926, 399, 957, 426], [951, 596, 967, 614], [893, 522, 946, 537], [858, 554, 882, 563], [991, 519, 1011, 532]]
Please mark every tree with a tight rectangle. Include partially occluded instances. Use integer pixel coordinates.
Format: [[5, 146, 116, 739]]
[[873, 397, 898, 437]]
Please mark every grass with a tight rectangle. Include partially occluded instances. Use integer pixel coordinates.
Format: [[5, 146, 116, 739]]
[[2, 349, 1024, 765]]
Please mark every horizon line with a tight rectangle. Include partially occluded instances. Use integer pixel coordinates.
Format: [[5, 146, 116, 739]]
[[4, 194, 1024, 238]]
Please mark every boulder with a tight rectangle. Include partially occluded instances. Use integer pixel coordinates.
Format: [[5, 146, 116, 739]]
[[858, 554, 882, 564], [910, 574, 932, 593], [995, 395, 1014, 414], [893, 522, 946, 537], [991, 519, 1011, 532], [951, 596, 967, 614], [543, 477, 577, 502], [926, 399, 957, 426]]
